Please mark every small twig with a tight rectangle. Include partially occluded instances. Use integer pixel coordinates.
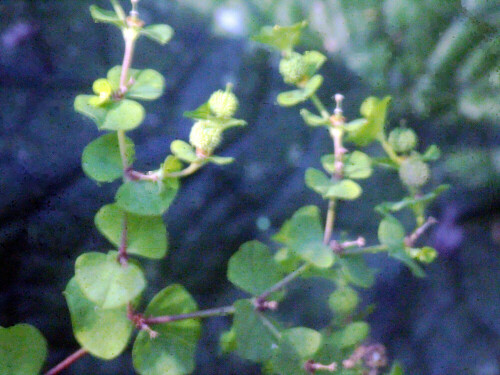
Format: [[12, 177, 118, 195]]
[[405, 216, 438, 247], [304, 360, 338, 373], [44, 348, 88, 375], [342, 244, 388, 256], [330, 236, 366, 253], [127, 304, 159, 338]]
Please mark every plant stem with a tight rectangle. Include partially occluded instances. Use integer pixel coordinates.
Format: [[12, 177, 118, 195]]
[[117, 130, 130, 173], [323, 199, 336, 244], [341, 244, 388, 256], [44, 348, 88, 375], [144, 305, 236, 325], [379, 136, 402, 165], [310, 93, 330, 119], [257, 262, 310, 301], [164, 162, 203, 178]]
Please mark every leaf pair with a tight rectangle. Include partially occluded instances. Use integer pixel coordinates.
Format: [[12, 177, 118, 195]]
[[75, 66, 165, 131]]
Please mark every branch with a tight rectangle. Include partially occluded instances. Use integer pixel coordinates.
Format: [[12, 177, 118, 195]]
[[140, 305, 236, 326], [405, 216, 437, 247], [44, 348, 88, 375], [256, 263, 310, 302]]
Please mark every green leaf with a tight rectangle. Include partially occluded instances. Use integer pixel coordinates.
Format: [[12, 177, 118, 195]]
[[331, 322, 370, 348], [115, 179, 179, 216], [219, 329, 237, 354], [162, 155, 183, 175], [375, 185, 450, 214], [422, 144, 441, 162], [389, 362, 404, 375], [207, 155, 234, 165], [378, 215, 406, 248], [132, 285, 201, 375], [251, 21, 308, 51], [325, 179, 362, 200], [389, 247, 426, 278], [216, 118, 247, 130], [89, 5, 125, 28], [371, 156, 400, 170], [320, 154, 336, 174], [343, 151, 373, 179], [170, 140, 197, 163], [0, 324, 47, 375], [268, 339, 305, 375], [64, 278, 134, 359], [304, 168, 331, 196], [328, 286, 359, 316], [233, 299, 279, 362], [300, 108, 328, 126], [82, 133, 135, 183], [95, 204, 168, 259], [347, 96, 392, 146], [183, 102, 211, 120], [74, 95, 145, 131], [273, 206, 334, 268], [141, 24, 174, 45], [277, 75, 323, 107], [338, 256, 376, 288], [228, 241, 285, 296], [107, 66, 165, 100], [303, 51, 327, 77], [75, 251, 146, 309], [282, 328, 322, 359]]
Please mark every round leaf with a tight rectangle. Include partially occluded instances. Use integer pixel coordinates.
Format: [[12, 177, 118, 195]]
[[95, 204, 167, 259], [282, 327, 322, 359], [300, 108, 328, 127], [305, 168, 330, 196], [227, 241, 285, 296], [115, 179, 179, 216], [332, 322, 370, 348], [343, 151, 373, 179], [0, 324, 47, 375], [170, 140, 197, 163], [325, 179, 362, 200], [64, 278, 134, 359], [273, 206, 334, 268], [140, 24, 174, 45], [347, 96, 392, 146], [132, 285, 201, 375], [107, 67, 165, 100], [75, 251, 146, 309], [233, 299, 279, 362], [74, 95, 145, 131], [82, 133, 135, 183], [378, 215, 406, 248]]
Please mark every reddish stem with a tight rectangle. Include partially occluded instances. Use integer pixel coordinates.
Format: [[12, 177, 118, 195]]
[[44, 348, 88, 375]]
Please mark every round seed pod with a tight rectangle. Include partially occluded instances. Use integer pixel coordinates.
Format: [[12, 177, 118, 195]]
[[189, 120, 223, 155], [279, 53, 307, 85], [208, 90, 239, 118], [388, 127, 418, 153], [399, 157, 430, 188]]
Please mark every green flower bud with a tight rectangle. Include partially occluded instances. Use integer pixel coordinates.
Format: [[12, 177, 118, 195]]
[[408, 246, 438, 263], [399, 157, 430, 188], [328, 286, 359, 316], [388, 127, 418, 153], [89, 78, 113, 106], [189, 120, 222, 155], [279, 52, 307, 85], [208, 89, 239, 118]]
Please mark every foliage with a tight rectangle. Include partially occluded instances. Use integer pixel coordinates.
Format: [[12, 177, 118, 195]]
[[1, 2, 447, 375]]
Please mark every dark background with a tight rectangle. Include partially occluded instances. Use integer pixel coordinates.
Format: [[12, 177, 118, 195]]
[[0, 0, 498, 374]]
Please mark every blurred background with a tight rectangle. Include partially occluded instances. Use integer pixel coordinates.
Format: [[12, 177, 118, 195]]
[[0, 0, 498, 374]]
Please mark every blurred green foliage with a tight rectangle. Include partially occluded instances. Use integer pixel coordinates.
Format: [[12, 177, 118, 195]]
[[181, 0, 499, 124]]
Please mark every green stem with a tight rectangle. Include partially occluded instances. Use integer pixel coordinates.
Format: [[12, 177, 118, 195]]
[[164, 162, 203, 178], [117, 130, 129, 173], [310, 93, 330, 119], [341, 244, 388, 256], [144, 305, 235, 324], [323, 199, 336, 244], [258, 313, 282, 340], [257, 263, 310, 301], [379, 136, 403, 165]]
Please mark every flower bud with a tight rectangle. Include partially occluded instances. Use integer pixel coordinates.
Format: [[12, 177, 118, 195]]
[[399, 157, 430, 188], [208, 89, 239, 118], [388, 127, 418, 153], [328, 286, 359, 316], [189, 120, 222, 155], [279, 52, 307, 85]]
